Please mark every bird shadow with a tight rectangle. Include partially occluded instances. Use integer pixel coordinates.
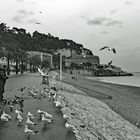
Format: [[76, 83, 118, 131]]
[[41, 125, 51, 133], [65, 130, 76, 140]]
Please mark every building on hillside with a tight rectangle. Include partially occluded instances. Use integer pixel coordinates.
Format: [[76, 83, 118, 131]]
[[64, 54, 100, 68], [28, 51, 53, 67], [57, 49, 71, 57], [57, 48, 100, 68]]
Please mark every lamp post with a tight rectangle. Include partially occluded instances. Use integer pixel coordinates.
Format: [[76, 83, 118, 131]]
[[54, 52, 63, 89], [59, 54, 62, 88]]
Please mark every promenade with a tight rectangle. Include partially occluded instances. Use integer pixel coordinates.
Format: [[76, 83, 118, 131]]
[[0, 72, 76, 140]]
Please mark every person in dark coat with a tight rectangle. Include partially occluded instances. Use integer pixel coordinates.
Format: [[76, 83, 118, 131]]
[[0, 64, 7, 101]]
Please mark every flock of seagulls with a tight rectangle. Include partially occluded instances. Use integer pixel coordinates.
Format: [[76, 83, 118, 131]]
[[0, 81, 76, 139]]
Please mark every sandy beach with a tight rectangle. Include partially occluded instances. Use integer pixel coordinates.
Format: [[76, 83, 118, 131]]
[[49, 71, 140, 139], [62, 73, 140, 127]]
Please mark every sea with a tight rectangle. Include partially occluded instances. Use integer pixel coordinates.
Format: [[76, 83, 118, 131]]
[[86, 72, 140, 87]]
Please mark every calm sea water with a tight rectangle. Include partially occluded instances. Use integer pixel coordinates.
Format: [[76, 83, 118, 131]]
[[86, 72, 140, 87]]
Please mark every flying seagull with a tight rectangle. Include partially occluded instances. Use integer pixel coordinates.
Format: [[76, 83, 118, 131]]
[[99, 46, 116, 54], [108, 60, 113, 66]]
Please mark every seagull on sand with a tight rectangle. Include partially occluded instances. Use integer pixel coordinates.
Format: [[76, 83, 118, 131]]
[[63, 114, 71, 121], [65, 122, 75, 132], [54, 101, 63, 109], [99, 46, 116, 54]]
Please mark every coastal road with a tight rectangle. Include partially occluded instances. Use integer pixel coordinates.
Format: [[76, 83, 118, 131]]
[[0, 72, 76, 140]]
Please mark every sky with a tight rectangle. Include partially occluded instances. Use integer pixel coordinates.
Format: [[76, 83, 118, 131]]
[[0, 0, 140, 72]]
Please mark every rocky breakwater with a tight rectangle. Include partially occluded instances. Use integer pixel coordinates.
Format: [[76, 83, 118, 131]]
[[56, 82, 140, 140]]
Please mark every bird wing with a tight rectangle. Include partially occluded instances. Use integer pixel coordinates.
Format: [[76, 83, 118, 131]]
[[99, 46, 109, 50], [38, 68, 46, 76]]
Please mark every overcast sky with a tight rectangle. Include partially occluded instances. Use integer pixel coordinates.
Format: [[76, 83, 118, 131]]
[[0, 0, 140, 72]]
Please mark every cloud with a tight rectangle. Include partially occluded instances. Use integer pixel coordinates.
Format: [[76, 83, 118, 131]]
[[125, 1, 133, 5], [17, 9, 34, 16], [12, 9, 34, 23], [87, 17, 110, 26], [30, 1, 37, 5], [110, 10, 117, 14], [16, 0, 24, 3], [105, 20, 123, 27], [81, 16, 123, 27], [101, 31, 109, 34], [12, 15, 24, 23]]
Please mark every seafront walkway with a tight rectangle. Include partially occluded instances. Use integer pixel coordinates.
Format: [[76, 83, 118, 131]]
[[0, 72, 76, 140]]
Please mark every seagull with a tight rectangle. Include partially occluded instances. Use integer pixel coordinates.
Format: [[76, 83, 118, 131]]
[[24, 125, 39, 134], [27, 112, 35, 118], [41, 114, 52, 127], [108, 60, 113, 66], [29, 90, 37, 97], [17, 113, 23, 125], [15, 109, 22, 114], [54, 101, 63, 109], [37, 67, 47, 76], [63, 114, 71, 121], [65, 122, 75, 132], [53, 93, 57, 100], [1, 111, 12, 121], [37, 109, 45, 114], [10, 105, 14, 112], [37, 109, 53, 119], [1, 113, 9, 121], [2, 111, 12, 119], [20, 85, 26, 94], [26, 116, 36, 125], [99, 46, 116, 54], [15, 109, 22, 121]]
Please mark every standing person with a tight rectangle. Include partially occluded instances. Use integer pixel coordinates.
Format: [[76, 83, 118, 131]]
[[0, 64, 7, 101], [3, 65, 8, 85]]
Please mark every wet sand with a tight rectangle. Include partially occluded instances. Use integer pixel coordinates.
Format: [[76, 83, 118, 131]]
[[62, 73, 140, 127]]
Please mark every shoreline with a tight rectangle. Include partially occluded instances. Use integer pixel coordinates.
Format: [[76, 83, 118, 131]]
[[86, 76, 140, 88]]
